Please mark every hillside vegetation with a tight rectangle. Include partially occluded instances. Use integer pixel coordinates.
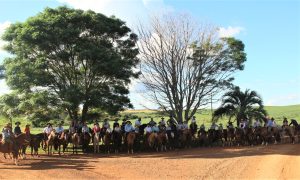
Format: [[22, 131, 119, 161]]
[[0, 105, 299, 130]]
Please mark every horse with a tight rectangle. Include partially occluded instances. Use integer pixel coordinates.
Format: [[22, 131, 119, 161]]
[[234, 128, 244, 146], [178, 129, 192, 148], [198, 129, 208, 147], [53, 131, 69, 155], [112, 130, 122, 153], [81, 132, 91, 153], [46, 131, 56, 155], [207, 129, 222, 147], [126, 132, 136, 154], [157, 131, 168, 151], [226, 127, 235, 146], [166, 129, 176, 150], [14, 133, 30, 159], [244, 127, 256, 146], [0, 137, 19, 165], [29, 133, 44, 157], [147, 132, 158, 151], [71, 133, 80, 154], [93, 131, 101, 153], [282, 125, 296, 144], [103, 129, 112, 154]]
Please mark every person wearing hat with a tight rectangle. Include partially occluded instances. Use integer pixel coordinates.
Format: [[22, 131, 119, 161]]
[[81, 121, 90, 134], [113, 119, 119, 129], [124, 120, 134, 142], [159, 117, 166, 126], [149, 118, 156, 127], [1, 123, 12, 144], [121, 118, 127, 133], [14, 121, 22, 136]]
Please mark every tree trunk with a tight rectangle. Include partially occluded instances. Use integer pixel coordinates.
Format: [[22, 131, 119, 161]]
[[81, 103, 89, 122]]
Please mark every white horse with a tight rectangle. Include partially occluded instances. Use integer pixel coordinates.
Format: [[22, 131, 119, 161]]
[[93, 132, 101, 153]]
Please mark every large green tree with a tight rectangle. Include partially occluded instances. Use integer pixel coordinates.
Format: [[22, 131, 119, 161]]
[[213, 87, 267, 126], [1, 6, 139, 122]]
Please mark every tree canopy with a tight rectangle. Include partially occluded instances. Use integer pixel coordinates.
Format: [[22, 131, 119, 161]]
[[138, 15, 246, 123], [213, 87, 267, 126], [1, 6, 139, 123]]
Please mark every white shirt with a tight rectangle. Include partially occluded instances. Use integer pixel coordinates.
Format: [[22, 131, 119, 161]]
[[145, 126, 152, 133], [160, 120, 166, 126], [82, 126, 90, 133], [43, 127, 53, 134], [135, 120, 141, 127]]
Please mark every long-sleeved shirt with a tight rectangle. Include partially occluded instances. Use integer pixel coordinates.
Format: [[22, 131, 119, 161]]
[[124, 124, 134, 133], [43, 127, 53, 134], [82, 126, 90, 133], [266, 120, 273, 127], [135, 120, 141, 127], [14, 126, 22, 135], [56, 126, 64, 134]]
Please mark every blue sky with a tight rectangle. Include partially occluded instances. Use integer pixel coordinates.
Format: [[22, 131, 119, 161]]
[[0, 0, 299, 109]]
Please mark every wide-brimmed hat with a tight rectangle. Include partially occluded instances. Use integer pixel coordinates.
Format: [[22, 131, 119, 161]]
[[26, 124, 30, 127], [126, 120, 131, 124], [47, 122, 52, 126], [15, 121, 21, 125], [94, 122, 99, 125], [161, 117, 164, 120]]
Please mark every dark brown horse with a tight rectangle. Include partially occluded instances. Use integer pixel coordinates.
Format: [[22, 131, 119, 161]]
[[112, 130, 122, 153], [0, 136, 19, 165]]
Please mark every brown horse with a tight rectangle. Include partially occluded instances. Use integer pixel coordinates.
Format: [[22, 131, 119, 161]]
[[147, 132, 158, 151], [127, 132, 136, 154], [282, 126, 296, 144], [179, 129, 192, 148], [103, 130, 112, 154], [157, 131, 168, 151], [226, 127, 235, 146], [0, 137, 19, 165]]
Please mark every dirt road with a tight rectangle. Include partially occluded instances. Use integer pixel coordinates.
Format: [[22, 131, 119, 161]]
[[0, 144, 299, 180]]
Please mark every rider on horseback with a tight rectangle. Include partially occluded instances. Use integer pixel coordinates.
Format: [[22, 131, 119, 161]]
[[253, 119, 261, 129], [56, 122, 64, 135], [282, 117, 288, 127], [210, 122, 218, 130], [14, 122, 22, 136], [1, 123, 12, 144], [135, 118, 142, 128]]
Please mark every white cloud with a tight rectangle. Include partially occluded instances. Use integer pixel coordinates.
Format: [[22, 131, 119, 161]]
[[218, 26, 244, 38], [0, 21, 11, 53], [266, 93, 300, 106]]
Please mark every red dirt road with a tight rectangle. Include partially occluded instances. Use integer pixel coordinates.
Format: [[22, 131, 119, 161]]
[[0, 144, 299, 180]]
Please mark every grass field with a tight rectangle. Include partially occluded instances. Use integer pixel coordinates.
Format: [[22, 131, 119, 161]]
[[0, 104, 299, 133]]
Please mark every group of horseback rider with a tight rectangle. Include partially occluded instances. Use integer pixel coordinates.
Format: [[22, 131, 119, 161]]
[[1, 122, 30, 145]]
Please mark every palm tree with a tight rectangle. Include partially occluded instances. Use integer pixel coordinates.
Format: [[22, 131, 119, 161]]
[[213, 87, 267, 126]]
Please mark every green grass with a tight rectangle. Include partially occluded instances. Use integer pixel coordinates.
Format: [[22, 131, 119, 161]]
[[1, 104, 300, 133]]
